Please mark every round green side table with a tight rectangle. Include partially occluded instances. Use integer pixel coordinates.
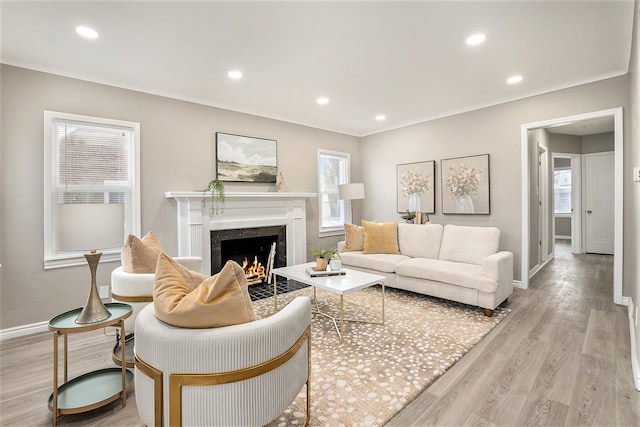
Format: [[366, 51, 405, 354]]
[[47, 303, 133, 426]]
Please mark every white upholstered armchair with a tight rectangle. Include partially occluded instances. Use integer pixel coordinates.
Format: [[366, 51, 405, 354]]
[[134, 296, 312, 427]]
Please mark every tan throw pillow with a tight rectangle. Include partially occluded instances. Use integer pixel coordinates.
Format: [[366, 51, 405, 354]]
[[362, 220, 400, 254], [343, 223, 366, 252], [121, 232, 164, 274], [153, 253, 256, 328]]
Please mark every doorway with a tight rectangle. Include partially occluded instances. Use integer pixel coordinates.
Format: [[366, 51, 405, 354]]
[[552, 153, 582, 255], [520, 107, 623, 305]]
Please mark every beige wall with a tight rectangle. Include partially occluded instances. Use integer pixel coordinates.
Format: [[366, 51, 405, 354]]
[[360, 75, 631, 284], [549, 132, 613, 155], [555, 217, 571, 237], [582, 132, 615, 153], [550, 134, 581, 154], [0, 65, 360, 329]]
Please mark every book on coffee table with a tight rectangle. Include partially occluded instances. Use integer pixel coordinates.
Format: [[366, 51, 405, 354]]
[[305, 266, 346, 277]]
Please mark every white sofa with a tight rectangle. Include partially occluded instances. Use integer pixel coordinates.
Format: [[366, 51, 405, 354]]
[[338, 223, 513, 316]]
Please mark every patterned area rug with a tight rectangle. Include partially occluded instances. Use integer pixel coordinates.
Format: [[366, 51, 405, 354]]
[[252, 285, 509, 427]]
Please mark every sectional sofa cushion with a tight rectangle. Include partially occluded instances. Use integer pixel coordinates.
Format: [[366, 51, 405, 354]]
[[122, 231, 164, 274], [362, 220, 400, 254], [395, 258, 497, 293], [153, 253, 256, 328], [398, 223, 443, 259], [338, 251, 410, 273], [438, 224, 500, 266]]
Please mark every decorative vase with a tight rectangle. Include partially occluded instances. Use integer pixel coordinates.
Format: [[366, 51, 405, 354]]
[[408, 193, 421, 212], [455, 194, 474, 213], [329, 259, 342, 271], [316, 257, 328, 271]]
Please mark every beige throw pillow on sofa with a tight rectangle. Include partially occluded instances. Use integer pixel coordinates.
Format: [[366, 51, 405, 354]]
[[153, 253, 256, 328], [121, 231, 164, 274], [343, 223, 366, 252], [362, 220, 400, 254]]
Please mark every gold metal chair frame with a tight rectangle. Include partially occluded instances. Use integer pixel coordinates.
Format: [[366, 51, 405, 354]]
[[135, 325, 311, 427], [109, 293, 153, 368]]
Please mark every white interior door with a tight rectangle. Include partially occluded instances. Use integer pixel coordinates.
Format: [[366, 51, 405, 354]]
[[584, 152, 614, 255]]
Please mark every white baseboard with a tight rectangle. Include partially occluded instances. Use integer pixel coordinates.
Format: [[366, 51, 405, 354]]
[[555, 235, 571, 240], [0, 321, 48, 341], [627, 298, 640, 391], [513, 280, 526, 290]]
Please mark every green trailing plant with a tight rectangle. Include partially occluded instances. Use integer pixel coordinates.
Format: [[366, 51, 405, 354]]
[[198, 179, 225, 215], [401, 210, 416, 222], [310, 247, 337, 259]]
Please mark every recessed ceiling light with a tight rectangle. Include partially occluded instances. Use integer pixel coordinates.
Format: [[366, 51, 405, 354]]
[[227, 70, 243, 80], [76, 26, 99, 39], [466, 33, 486, 46], [507, 75, 523, 84], [375, 114, 386, 121], [316, 97, 329, 105]]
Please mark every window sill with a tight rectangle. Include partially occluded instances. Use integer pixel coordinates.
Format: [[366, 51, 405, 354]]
[[319, 228, 345, 238], [44, 251, 121, 270]]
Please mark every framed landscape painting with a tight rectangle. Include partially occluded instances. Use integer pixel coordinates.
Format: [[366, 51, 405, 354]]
[[216, 132, 277, 183], [397, 160, 435, 214], [441, 154, 490, 215]]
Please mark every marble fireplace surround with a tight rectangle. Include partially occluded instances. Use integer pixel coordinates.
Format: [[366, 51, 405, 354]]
[[165, 192, 316, 275]]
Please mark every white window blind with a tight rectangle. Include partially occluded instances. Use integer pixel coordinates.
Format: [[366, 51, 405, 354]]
[[317, 149, 350, 236], [44, 111, 140, 269]]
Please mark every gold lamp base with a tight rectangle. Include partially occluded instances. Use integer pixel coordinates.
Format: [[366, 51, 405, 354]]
[[75, 251, 112, 324]]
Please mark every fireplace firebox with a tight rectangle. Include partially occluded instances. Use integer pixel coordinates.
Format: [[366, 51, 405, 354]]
[[211, 226, 287, 284]]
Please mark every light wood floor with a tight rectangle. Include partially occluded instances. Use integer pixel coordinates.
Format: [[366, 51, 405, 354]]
[[388, 240, 640, 426], [1, 240, 638, 426]]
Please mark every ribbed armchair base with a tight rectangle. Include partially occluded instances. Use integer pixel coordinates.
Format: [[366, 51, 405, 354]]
[[134, 296, 311, 427]]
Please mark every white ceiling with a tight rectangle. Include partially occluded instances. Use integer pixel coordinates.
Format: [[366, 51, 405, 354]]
[[546, 116, 615, 136], [0, 1, 634, 137]]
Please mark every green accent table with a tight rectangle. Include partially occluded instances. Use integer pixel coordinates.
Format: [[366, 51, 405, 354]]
[[48, 303, 133, 426]]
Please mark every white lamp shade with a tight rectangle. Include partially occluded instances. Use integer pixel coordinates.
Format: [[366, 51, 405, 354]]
[[56, 203, 124, 251], [338, 183, 365, 200]]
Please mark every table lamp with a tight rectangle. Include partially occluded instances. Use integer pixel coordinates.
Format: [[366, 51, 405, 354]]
[[56, 203, 124, 324]]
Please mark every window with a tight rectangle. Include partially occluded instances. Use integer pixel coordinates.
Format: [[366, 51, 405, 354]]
[[554, 168, 571, 215], [44, 111, 140, 269], [317, 149, 350, 236]]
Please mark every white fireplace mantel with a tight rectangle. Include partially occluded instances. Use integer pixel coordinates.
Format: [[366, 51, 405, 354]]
[[165, 191, 316, 274]]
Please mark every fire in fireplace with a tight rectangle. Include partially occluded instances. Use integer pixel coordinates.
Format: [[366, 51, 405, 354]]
[[211, 225, 287, 285], [242, 255, 268, 285]]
